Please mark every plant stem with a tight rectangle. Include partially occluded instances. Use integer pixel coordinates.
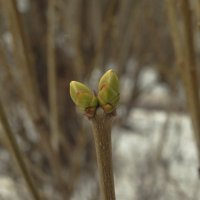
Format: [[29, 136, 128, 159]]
[[0, 101, 41, 200], [166, 0, 200, 174], [3, 0, 40, 117], [47, 0, 61, 150], [91, 108, 116, 200]]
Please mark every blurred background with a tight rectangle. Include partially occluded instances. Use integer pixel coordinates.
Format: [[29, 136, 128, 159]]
[[0, 0, 200, 199]]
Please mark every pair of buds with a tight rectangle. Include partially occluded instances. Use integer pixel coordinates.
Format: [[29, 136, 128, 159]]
[[70, 69, 120, 117]]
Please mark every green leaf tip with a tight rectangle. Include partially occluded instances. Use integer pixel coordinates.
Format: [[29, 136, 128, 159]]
[[69, 81, 98, 116], [98, 69, 120, 113], [69, 69, 120, 116]]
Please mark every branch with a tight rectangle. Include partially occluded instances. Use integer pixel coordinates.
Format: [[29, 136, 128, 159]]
[[91, 108, 116, 200], [166, 0, 200, 175], [3, 0, 40, 117], [47, 0, 61, 150], [69, 69, 119, 199], [0, 101, 41, 200]]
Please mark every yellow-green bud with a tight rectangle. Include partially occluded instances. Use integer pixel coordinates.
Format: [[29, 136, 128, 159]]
[[97, 69, 120, 113], [70, 81, 98, 115]]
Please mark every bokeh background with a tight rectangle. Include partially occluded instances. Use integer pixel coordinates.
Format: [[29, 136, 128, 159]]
[[0, 0, 200, 199]]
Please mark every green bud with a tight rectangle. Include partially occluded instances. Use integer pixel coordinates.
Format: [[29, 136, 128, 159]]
[[97, 69, 120, 113], [70, 81, 98, 113]]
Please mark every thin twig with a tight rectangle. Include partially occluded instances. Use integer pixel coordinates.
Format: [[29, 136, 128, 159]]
[[92, 0, 117, 71], [197, 0, 200, 31], [3, 0, 40, 117], [0, 26, 66, 196], [165, 0, 200, 172], [91, 108, 116, 200], [47, 0, 61, 150], [0, 101, 41, 200], [179, 0, 200, 165]]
